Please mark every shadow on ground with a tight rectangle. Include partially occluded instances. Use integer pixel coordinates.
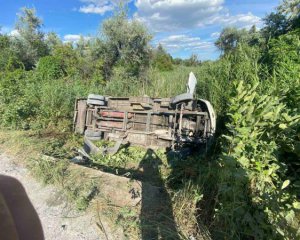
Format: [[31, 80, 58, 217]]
[[139, 149, 180, 240], [89, 148, 181, 240]]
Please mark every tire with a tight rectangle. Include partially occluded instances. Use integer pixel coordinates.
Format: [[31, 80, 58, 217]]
[[87, 99, 105, 106], [88, 94, 105, 101], [85, 129, 103, 137]]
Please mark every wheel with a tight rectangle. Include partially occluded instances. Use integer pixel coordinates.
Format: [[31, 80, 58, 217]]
[[85, 129, 103, 138], [88, 94, 105, 101], [87, 99, 105, 106]]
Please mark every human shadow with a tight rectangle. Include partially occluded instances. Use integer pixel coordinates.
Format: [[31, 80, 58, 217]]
[[86, 148, 181, 240], [139, 149, 180, 240]]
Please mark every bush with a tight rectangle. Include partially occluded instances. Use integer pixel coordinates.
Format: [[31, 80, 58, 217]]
[[0, 69, 33, 128], [213, 81, 300, 239], [152, 46, 174, 72], [104, 66, 142, 96], [0, 68, 94, 130], [52, 45, 80, 77], [266, 31, 300, 113], [36, 56, 64, 80]]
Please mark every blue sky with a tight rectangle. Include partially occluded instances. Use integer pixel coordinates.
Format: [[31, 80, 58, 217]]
[[0, 0, 280, 60]]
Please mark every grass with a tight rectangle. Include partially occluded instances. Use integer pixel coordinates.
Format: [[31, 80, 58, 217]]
[[0, 129, 208, 239], [0, 129, 98, 209]]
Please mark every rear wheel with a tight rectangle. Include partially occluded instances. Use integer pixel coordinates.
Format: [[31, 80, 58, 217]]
[[85, 129, 103, 138], [87, 94, 106, 106], [87, 99, 105, 106], [88, 94, 105, 101]]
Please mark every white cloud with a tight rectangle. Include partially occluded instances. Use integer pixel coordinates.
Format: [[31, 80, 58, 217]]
[[135, 0, 224, 31], [0, 27, 20, 36], [210, 32, 220, 38], [9, 29, 20, 37], [157, 34, 215, 53], [63, 34, 90, 43], [78, 0, 116, 15], [134, 0, 261, 32], [79, 4, 114, 14], [0, 26, 10, 34], [206, 12, 262, 29]]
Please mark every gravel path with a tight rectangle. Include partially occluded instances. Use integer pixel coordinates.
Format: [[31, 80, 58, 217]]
[[0, 153, 105, 240]]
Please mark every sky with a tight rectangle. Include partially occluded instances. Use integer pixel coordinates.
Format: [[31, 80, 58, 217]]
[[0, 0, 280, 60]]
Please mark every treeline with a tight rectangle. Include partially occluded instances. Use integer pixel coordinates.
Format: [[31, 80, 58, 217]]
[[0, 1, 299, 239], [0, 7, 198, 79], [0, 7, 202, 129]]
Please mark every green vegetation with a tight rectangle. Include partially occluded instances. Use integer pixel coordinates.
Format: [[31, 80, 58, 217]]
[[0, 1, 299, 239]]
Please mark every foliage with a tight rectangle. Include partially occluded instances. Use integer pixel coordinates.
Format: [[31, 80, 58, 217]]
[[45, 32, 62, 53], [278, 0, 300, 21], [262, 12, 289, 40], [93, 143, 147, 169], [36, 56, 64, 79], [266, 30, 300, 113], [0, 67, 95, 130], [215, 27, 263, 53], [11, 8, 49, 69], [184, 54, 201, 66], [101, 8, 152, 79], [214, 81, 300, 239], [0, 69, 33, 128], [103, 66, 140, 96], [0, 35, 12, 71], [52, 44, 80, 77], [151, 44, 173, 71]]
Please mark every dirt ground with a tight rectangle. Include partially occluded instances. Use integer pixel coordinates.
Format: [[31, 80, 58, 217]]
[[0, 153, 113, 240]]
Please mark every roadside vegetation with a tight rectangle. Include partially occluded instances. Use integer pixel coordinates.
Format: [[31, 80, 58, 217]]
[[0, 1, 299, 239]]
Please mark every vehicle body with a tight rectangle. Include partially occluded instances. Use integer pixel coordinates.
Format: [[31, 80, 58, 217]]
[[73, 72, 216, 154]]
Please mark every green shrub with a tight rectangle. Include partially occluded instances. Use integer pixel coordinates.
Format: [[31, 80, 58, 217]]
[[104, 66, 142, 96], [266, 30, 300, 113], [36, 56, 64, 80], [52, 45, 80, 77], [214, 81, 300, 239], [0, 69, 33, 128]]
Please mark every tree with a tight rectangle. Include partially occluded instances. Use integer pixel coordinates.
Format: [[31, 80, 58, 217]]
[[278, 0, 300, 29], [215, 27, 248, 53], [52, 44, 79, 76], [45, 32, 62, 53], [278, 0, 300, 20], [262, 12, 289, 40], [11, 8, 49, 69], [216, 26, 263, 54], [184, 54, 200, 66], [172, 58, 183, 65], [0, 33, 24, 71], [248, 25, 263, 46], [75, 36, 90, 57], [101, 7, 152, 79], [152, 44, 173, 71], [0, 33, 11, 70]]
